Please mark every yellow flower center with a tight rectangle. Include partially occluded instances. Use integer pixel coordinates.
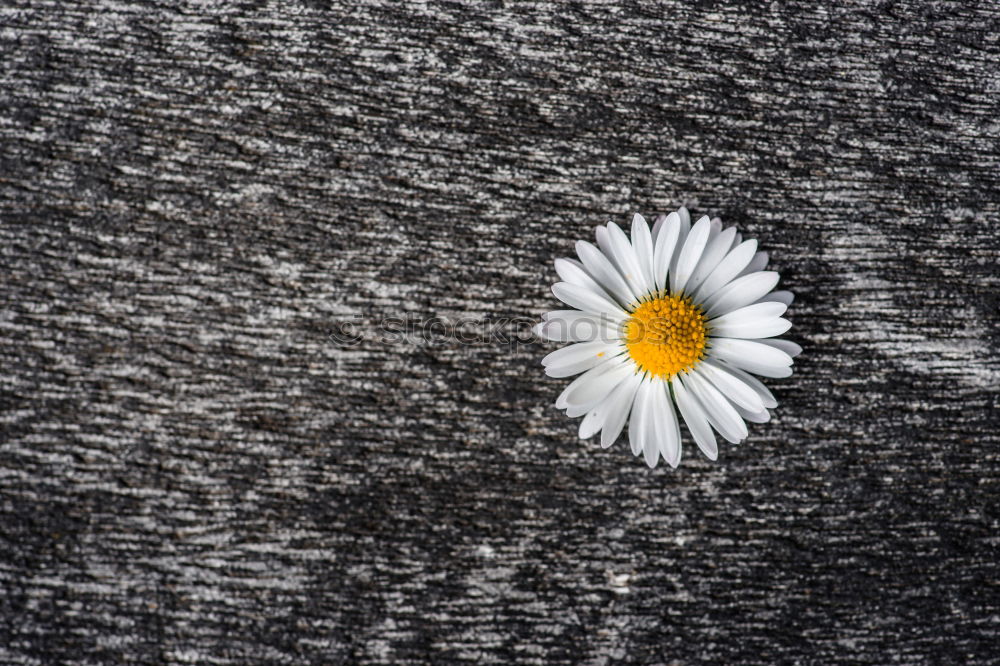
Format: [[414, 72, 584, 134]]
[[624, 293, 708, 379]]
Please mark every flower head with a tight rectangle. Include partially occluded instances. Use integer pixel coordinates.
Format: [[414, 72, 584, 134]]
[[536, 207, 798, 468]]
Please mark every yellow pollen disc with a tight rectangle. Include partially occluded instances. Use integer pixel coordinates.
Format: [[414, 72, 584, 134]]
[[624, 293, 708, 379]]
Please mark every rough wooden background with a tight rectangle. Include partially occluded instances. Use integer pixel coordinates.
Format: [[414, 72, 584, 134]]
[[2, 1, 999, 664]]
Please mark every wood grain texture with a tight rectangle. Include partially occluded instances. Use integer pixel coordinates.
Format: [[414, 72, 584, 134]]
[[2, 1, 999, 664]]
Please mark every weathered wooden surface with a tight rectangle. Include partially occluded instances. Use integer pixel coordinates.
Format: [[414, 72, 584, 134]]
[[1, 1, 999, 664]]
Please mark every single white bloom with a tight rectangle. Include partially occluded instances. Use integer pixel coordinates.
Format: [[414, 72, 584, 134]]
[[537, 207, 798, 468]]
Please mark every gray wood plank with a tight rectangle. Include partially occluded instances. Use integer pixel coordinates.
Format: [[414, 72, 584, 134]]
[[1, 1, 998, 664]]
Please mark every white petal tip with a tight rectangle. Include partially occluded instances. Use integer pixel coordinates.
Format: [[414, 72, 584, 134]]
[[662, 450, 681, 468]]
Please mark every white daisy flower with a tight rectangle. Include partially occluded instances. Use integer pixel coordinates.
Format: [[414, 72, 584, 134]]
[[536, 207, 799, 468]]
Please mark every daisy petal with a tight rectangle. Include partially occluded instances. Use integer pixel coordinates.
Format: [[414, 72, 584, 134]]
[[542, 340, 616, 367], [556, 360, 613, 409], [652, 212, 681, 292], [554, 257, 613, 301], [733, 359, 792, 379], [594, 224, 618, 264], [738, 250, 769, 277], [541, 309, 566, 321], [537, 310, 619, 343], [711, 317, 791, 339], [684, 371, 748, 443], [707, 338, 794, 379], [600, 372, 642, 449], [709, 338, 792, 370], [697, 360, 766, 413], [672, 215, 712, 293], [650, 213, 668, 245], [671, 375, 718, 461], [566, 401, 598, 418], [714, 361, 778, 409], [553, 256, 584, 280], [670, 210, 693, 281], [652, 381, 682, 467], [713, 317, 792, 340], [605, 222, 651, 298], [575, 240, 638, 308], [543, 341, 623, 378], [677, 206, 691, 229], [704, 271, 781, 318], [535, 321, 597, 343], [758, 338, 802, 358], [735, 404, 771, 423], [708, 299, 786, 324], [579, 406, 604, 439], [552, 282, 628, 322], [708, 302, 790, 339], [692, 239, 758, 303], [631, 213, 656, 294], [560, 358, 633, 407], [756, 290, 794, 306], [629, 379, 653, 456], [641, 379, 673, 468], [642, 399, 660, 468], [686, 226, 737, 294], [564, 371, 632, 418]]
